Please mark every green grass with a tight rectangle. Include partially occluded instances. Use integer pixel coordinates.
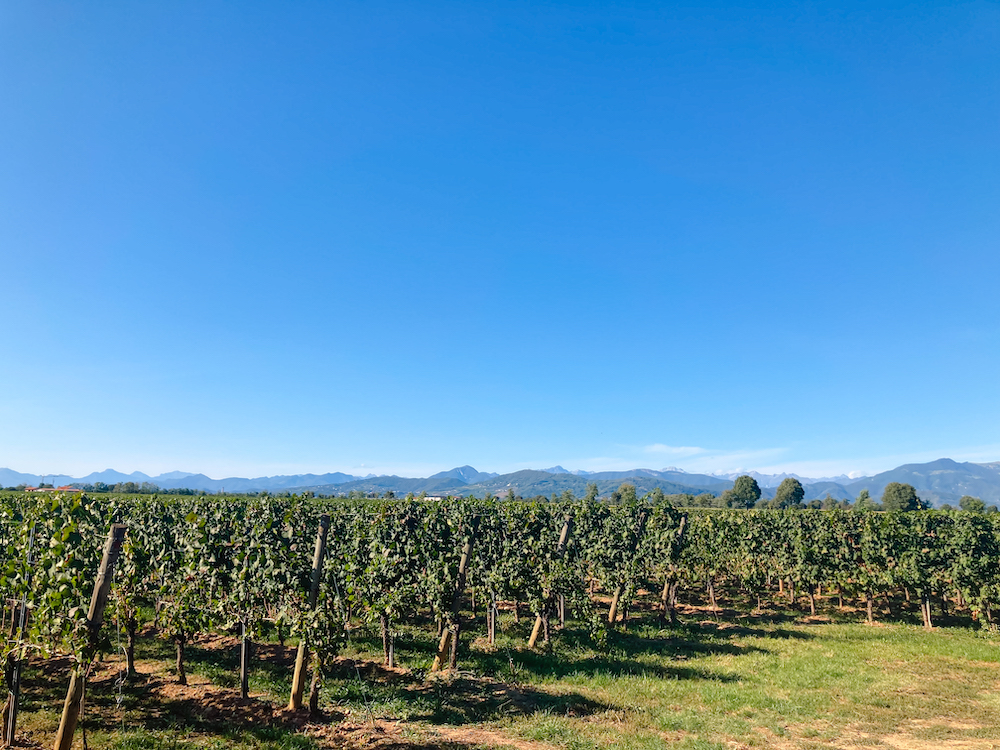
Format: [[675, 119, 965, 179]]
[[11, 593, 1000, 749], [486, 618, 1000, 749], [94, 727, 317, 750]]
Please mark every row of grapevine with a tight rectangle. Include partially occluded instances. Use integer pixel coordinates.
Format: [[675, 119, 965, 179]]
[[0, 492, 684, 703], [0, 491, 997, 739], [679, 509, 1000, 627]]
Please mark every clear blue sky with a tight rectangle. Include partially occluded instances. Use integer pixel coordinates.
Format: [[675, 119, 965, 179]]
[[2, 1, 998, 479]]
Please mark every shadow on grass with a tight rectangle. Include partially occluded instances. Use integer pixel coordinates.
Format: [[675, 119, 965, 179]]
[[323, 657, 609, 726], [100, 725, 316, 750], [343, 607, 790, 687], [11, 603, 822, 746]]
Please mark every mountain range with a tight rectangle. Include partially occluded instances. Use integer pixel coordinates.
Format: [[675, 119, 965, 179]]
[[2, 458, 998, 507], [0, 468, 361, 494]]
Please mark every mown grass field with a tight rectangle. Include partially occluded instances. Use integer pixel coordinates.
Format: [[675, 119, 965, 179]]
[[13, 593, 1000, 750]]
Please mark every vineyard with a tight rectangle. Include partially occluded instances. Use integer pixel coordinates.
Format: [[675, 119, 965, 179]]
[[1, 489, 1000, 750]]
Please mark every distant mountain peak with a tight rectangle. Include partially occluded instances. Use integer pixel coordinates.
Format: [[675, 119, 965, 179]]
[[541, 466, 570, 474], [156, 470, 197, 480], [428, 466, 498, 484]]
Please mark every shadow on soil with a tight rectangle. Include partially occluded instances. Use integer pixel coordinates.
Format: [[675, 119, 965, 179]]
[[14, 602, 829, 748]]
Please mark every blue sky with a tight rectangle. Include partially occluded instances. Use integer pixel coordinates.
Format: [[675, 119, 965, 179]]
[[1, 1, 998, 480]]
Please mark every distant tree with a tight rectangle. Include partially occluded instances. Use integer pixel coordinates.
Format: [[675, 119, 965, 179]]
[[584, 483, 599, 502], [854, 489, 879, 510], [771, 478, 805, 509], [959, 495, 987, 513], [688, 492, 720, 507], [728, 475, 761, 509], [648, 487, 666, 505], [821, 494, 838, 510], [505, 489, 515, 502], [611, 483, 638, 504], [384, 490, 395, 499], [881, 482, 925, 511]]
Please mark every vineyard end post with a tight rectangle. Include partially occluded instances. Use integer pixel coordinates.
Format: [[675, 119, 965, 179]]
[[431, 519, 478, 672], [6, 523, 36, 747], [240, 620, 251, 700], [289, 514, 330, 711], [529, 516, 572, 649], [53, 523, 127, 750], [607, 511, 648, 627]]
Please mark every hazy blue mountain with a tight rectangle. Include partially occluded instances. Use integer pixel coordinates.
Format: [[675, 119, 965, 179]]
[[579, 469, 728, 490], [711, 470, 870, 489], [3, 458, 998, 504], [0, 468, 159, 489], [298, 468, 725, 499], [307, 475, 469, 495], [846, 458, 1000, 506], [154, 471, 199, 481], [151, 472, 361, 492], [652, 469, 731, 488], [800, 481, 854, 501], [79, 469, 153, 485], [427, 466, 498, 484], [810, 474, 868, 485], [0, 469, 73, 487], [455, 470, 723, 499], [0, 469, 37, 487], [0, 469, 365, 493]]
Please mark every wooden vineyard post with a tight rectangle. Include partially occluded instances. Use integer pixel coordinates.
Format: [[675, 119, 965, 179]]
[[431, 520, 478, 672], [4, 523, 36, 748], [528, 516, 572, 649], [240, 620, 251, 700], [288, 514, 330, 711], [380, 613, 394, 668], [607, 511, 649, 626], [53, 524, 127, 750], [658, 516, 687, 625], [487, 599, 497, 645]]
